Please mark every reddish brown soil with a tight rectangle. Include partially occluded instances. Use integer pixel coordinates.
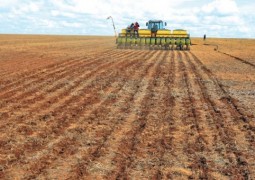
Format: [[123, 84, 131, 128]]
[[0, 35, 254, 179]]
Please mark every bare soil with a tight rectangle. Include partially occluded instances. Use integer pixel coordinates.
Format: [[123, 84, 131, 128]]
[[0, 35, 254, 179]]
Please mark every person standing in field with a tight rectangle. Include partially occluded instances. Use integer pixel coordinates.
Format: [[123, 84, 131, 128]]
[[203, 34, 206, 41], [134, 22, 140, 38]]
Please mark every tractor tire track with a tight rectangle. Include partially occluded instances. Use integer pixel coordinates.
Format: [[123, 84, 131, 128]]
[[218, 50, 255, 68]]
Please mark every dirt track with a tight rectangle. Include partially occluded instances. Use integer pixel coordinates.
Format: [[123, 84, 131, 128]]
[[0, 35, 255, 179]]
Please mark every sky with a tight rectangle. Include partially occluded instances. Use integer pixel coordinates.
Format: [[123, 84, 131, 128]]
[[0, 0, 254, 38]]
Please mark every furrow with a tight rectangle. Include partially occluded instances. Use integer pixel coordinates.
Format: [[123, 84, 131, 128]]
[[0, 57, 82, 89], [11, 50, 157, 179], [0, 59, 110, 119], [185, 52, 254, 179], [0, 48, 118, 83], [0, 50, 141, 112], [190, 52, 254, 125], [85, 51, 167, 179], [0, 58, 97, 103], [154, 50, 176, 179], [177, 51, 210, 179], [24, 50, 157, 178], [1, 50, 154, 179], [0, 50, 147, 130], [0, 49, 125, 99], [111, 51, 173, 179], [63, 50, 162, 179]]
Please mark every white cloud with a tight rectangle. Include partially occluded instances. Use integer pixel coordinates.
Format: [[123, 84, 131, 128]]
[[0, 0, 254, 37], [0, 0, 19, 8], [41, 19, 56, 28], [51, 10, 78, 18], [202, 0, 239, 15], [61, 21, 82, 28], [9, 1, 42, 16]]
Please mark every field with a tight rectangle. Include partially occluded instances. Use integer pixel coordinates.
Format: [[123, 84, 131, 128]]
[[0, 35, 255, 179]]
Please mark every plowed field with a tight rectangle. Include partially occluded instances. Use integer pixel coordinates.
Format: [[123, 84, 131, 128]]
[[0, 35, 255, 179]]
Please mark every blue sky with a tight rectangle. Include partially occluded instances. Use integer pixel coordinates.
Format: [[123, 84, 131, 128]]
[[0, 0, 254, 38]]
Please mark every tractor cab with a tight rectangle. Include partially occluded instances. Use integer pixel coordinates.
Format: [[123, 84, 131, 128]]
[[146, 20, 167, 32]]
